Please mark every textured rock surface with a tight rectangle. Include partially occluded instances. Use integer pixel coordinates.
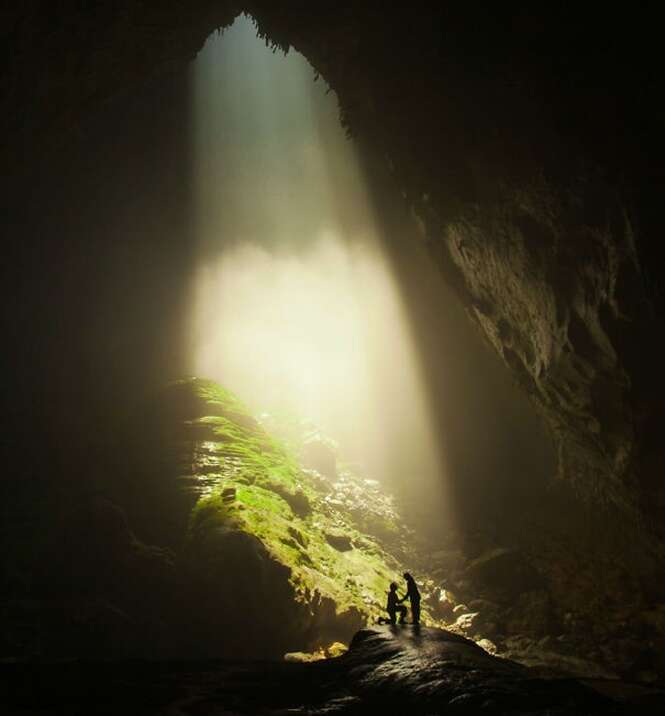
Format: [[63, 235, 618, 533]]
[[3, 626, 665, 715], [1, 498, 179, 659]]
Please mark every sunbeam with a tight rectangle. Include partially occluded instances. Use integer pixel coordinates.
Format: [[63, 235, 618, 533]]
[[189, 15, 446, 502]]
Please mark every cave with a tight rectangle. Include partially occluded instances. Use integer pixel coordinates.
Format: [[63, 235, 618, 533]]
[[2, 3, 665, 714]]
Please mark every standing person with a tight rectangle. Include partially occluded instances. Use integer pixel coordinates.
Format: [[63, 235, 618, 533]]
[[401, 572, 421, 625]]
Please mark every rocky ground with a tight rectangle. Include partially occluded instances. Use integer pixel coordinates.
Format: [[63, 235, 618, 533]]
[[3, 626, 664, 715], [418, 525, 665, 684]]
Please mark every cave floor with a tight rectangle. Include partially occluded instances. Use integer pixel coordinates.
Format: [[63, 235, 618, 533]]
[[2, 627, 663, 715]]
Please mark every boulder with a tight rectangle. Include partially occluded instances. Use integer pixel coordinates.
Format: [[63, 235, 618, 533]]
[[288, 525, 308, 548], [221, 486, 236, 502], [325, 532, 353, 552], [179, 527, 297, 658], [455, 612, 479, 632], [270, 482, 312, 517], [428, 587, 457, 620], [476, 637, 498, 654]]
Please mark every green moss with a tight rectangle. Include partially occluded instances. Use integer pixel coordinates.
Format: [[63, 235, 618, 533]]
[[236, 484, 293, 518], [183, 377, 251, 417], [188, 493, 238, 541], [178, 377, 427, 624]]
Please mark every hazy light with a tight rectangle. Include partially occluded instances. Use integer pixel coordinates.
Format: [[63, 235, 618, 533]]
[[189, 15, 445, 493]]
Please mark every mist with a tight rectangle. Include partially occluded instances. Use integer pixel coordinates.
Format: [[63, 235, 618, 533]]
[[4, 14, 554, 541], [189, 19, 445, 515], [188, 17, 554, 534]]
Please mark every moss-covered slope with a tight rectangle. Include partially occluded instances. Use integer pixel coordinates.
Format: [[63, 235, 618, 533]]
[[167, 377, 421, 636]]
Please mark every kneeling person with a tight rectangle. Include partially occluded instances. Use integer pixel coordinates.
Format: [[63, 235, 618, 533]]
[[386, 581, 407, 624]]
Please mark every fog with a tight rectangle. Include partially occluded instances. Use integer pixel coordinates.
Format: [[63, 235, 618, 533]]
[[188, 17, 554, 533], [190, 18, 445, 517], [5, 14, 555, 540]]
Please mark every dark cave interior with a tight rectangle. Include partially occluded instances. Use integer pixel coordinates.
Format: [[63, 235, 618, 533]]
[[2, 3, 665, 714]]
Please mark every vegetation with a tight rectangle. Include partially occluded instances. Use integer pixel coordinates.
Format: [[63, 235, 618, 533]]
[[176, 377, 420, 622]]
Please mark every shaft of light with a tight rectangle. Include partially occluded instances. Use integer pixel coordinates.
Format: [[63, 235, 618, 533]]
[[189, 15, 447, 502]]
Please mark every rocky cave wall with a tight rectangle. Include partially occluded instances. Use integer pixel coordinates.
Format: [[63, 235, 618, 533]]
[[3, 0, 665, 661], [242, 3, 665, 528]]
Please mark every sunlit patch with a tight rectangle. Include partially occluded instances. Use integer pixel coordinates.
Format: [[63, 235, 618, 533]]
[[189, 15, 446, 504]]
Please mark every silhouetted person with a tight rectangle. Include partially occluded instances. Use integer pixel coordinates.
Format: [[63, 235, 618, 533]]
[[400, 572, 421, 624], [379, 581, 407, 625]]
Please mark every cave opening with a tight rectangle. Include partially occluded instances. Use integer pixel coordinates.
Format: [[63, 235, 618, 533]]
[[185, 14, 559, 543], [188, 15, 447, 527]]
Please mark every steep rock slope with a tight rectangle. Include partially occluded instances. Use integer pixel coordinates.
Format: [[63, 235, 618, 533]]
[[128, 377, 426, 657]]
